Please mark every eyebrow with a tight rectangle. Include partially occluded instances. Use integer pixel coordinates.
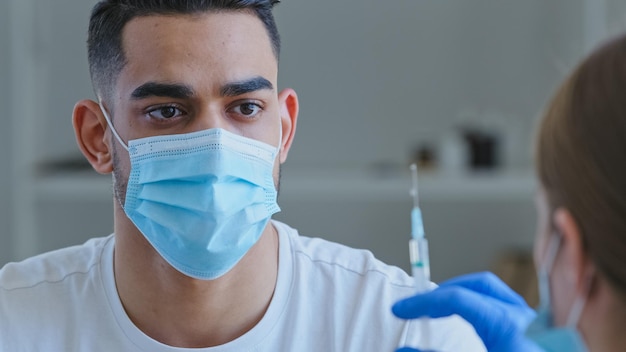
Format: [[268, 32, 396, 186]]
[[129, 76, 273, 100], [131, 82, 194, 100], [220, 76, 274, 97]]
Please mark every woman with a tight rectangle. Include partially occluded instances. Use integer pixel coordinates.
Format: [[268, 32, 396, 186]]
[[393, 32, 626, 352]]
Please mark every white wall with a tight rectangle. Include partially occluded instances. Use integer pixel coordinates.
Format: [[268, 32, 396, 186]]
[[0, 0, 11, 264], [275, 0, 583, 170], [32, 0, 98, 165]]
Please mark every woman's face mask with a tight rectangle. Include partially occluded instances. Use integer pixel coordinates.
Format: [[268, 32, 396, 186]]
[[525, 233, 590, 352]]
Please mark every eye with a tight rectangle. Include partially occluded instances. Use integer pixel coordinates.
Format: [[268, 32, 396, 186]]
[[229, 101, 263, 119], [146, 105, 185, 120]]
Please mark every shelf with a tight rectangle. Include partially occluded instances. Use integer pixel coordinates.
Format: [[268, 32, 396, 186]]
[[35, 171, 112, 202], [279, 167, 536, 202], [34, 167, 536, 203]]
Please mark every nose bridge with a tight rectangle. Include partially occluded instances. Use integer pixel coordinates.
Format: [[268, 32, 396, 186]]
[[193, 104, 231, 133], [188, 99, 281, 146]]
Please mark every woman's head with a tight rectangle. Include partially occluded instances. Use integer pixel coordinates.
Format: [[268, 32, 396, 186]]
[[535, 33, 626, 327]]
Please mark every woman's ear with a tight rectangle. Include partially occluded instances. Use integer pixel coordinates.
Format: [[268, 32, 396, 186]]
[[553, 208, 594, 292], [73, 99, 113, 174], [276, 88, 298, 163]]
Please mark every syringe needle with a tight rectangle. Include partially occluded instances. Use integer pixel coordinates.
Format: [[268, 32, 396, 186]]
[[407, 163, 431, 350], [410, 163, 419, 208], [410, 164, 425, 240]]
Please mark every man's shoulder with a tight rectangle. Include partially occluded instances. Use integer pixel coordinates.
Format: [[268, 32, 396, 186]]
[[0, 235, 113, 291], [275, 221, 413, 289], [0, 236, 119, 349]]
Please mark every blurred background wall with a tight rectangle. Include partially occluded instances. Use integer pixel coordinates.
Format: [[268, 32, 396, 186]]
[[0, 0, 11, 265], [2, 0, 625, 300]]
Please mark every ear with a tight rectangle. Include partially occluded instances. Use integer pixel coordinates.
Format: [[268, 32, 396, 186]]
[[73, 99, 113, 174], [553, 208, 594, 293], [276, 88, 298, 164]]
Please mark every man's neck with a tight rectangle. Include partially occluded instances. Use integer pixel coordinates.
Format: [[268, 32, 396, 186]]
[[113, 212, 279, 348]]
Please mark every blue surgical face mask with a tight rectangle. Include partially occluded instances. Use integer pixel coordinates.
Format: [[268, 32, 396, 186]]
[[99, 102, 281, 280], [525, 234, 589, 352]]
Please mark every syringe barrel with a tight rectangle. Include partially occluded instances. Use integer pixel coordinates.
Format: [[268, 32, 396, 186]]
[[409, 238, 431, 293]]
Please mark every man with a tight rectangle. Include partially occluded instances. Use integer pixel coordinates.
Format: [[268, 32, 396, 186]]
[[0, 1, 484, 350]]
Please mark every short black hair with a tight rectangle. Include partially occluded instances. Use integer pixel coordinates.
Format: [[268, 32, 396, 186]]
[[87, 0, 281, 102]]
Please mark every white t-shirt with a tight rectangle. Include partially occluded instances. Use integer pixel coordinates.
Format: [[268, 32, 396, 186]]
[[0, 221, 485, 351]]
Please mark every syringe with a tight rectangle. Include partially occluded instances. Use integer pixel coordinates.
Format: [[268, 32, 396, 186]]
[[409, 163, 431, 349]]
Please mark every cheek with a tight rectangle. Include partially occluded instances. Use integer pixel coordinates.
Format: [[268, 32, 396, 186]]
[[115, 143, 130, 165], [112, 143, 132, 182]]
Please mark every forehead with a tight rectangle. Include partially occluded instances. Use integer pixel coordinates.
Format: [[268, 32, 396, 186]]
[[115, 11, 277, 99]]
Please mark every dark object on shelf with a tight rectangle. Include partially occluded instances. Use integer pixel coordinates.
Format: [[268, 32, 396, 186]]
[[462, 129, 499, 170], [411, 143, 437, 171]]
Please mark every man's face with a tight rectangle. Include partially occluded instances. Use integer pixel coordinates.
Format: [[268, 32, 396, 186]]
[[107, 11, 283, 202]]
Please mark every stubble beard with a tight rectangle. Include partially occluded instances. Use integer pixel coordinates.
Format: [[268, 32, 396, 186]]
[[111, 141, 128, 210]]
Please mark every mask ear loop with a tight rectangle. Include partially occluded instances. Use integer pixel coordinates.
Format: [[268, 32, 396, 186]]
[[98, 100, 129, 152], [275, 116, 283, 158], [537, 234, 563, 310], [541, 234, 562, 274], [98, 100, 130, 211], [566, 289, 588, 328], [566, 266, 594, 328]]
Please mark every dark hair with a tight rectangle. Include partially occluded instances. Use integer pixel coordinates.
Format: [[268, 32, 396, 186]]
[[536, 33, 626, 296], [87, 0, 281, 102]]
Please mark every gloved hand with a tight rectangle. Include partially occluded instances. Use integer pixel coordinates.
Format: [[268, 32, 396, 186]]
[[392, 271, 542, 352]]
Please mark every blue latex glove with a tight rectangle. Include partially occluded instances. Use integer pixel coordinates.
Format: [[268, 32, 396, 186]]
[[392, 271, 541, 352]]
